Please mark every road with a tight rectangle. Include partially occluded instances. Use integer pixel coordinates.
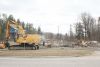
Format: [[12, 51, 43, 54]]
[[0, 57, 100, 67]]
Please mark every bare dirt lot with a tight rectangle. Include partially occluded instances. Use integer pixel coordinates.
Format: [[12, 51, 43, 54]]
[[0, 47, 93, 57]]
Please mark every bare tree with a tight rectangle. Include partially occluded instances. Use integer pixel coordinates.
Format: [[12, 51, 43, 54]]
[[98, 17, 100, 41], [80, 12, 95, 41]]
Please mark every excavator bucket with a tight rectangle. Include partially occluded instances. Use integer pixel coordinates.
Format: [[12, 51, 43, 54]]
[[0, 42, 6, 49]]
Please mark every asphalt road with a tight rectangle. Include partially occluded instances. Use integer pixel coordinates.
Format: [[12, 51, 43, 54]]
[[0, 57, 100, 67]]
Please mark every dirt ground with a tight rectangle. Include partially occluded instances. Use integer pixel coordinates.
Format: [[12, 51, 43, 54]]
[[0, 47, 93, 57]]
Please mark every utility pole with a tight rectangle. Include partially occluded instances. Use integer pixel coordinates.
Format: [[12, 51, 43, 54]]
[[57, 25, 59, 45], [70, 24, 72, 42]]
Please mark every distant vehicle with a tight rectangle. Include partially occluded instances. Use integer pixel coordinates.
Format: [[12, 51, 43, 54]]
[[45, 39, 52, 48]]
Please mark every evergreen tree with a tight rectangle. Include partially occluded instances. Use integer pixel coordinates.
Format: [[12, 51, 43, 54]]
[[37, 26, 42, 34]]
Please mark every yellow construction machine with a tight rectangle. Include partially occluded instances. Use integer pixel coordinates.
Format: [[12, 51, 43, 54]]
[[0, 20, 41, 50]]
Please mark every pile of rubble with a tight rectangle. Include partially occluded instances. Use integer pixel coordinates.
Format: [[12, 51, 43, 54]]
[[72, 41, 99, 47]]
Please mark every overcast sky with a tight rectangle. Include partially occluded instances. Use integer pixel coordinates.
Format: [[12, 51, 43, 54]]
[[0, 0, 100, 34]]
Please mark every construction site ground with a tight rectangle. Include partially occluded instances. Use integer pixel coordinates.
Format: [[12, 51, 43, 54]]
[[0, 46, 98, 57]]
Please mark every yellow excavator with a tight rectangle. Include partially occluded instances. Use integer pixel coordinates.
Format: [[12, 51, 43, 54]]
[[0, 20, 41, 50]]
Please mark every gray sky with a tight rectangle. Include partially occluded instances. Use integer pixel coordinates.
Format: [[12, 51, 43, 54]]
[[0, 0, 100, 34]]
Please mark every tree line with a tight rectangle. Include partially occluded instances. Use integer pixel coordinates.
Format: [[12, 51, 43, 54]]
[[45, 12, 100, 43], [1, 12, 100, 43], [75, 12, 100, 42]]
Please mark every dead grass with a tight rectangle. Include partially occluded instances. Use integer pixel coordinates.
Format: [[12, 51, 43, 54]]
[[0, 47, 93, 57]]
